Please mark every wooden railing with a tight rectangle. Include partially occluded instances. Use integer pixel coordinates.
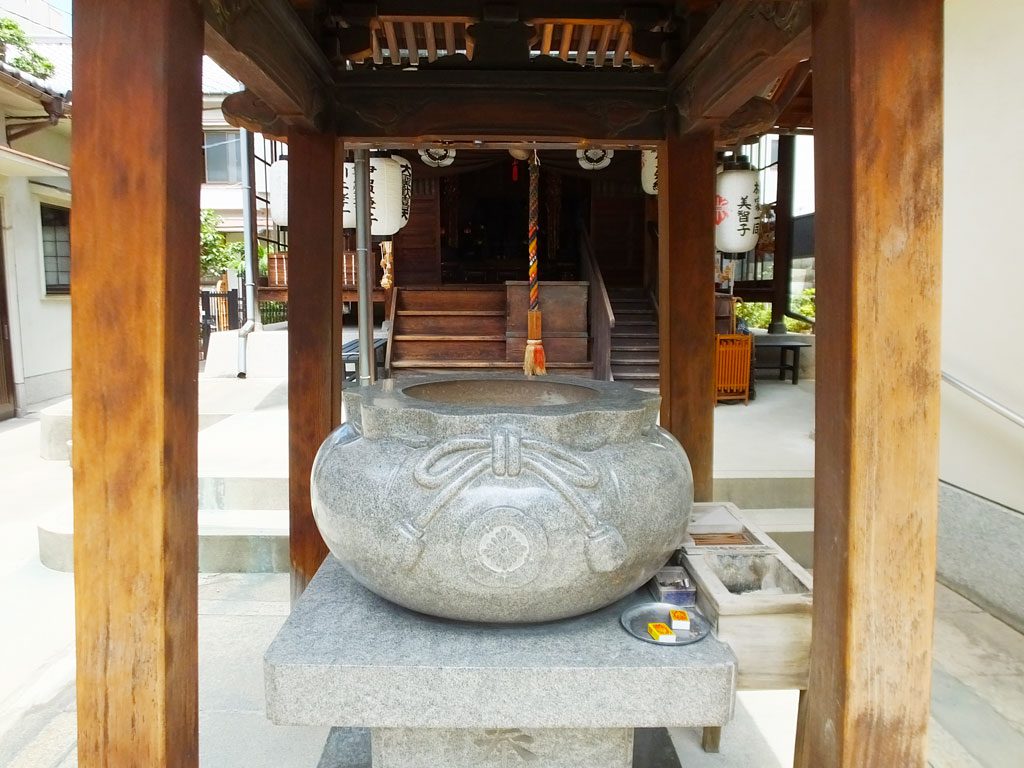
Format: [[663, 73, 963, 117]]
[[579, 228, 615, 380], [384, 286, 399, 378]]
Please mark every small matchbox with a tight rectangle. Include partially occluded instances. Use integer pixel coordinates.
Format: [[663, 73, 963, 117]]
[[669, 608, 691, 632], [647, 622, 676, 643]]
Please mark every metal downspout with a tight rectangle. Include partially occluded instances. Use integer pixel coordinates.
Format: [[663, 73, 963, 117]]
[[354, 149, 376, 386], [237, 128, 260, 378]]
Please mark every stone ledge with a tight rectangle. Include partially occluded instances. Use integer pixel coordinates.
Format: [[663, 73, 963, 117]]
[[265, 558, 736, 730]]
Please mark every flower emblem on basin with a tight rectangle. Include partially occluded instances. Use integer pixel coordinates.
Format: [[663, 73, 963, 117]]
[[462, 507, 548, 587], [481, 527, 528, 572]]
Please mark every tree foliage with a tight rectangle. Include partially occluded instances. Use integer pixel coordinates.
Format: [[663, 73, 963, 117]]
[[735, 288, 816, 333], [199, 209, 237, 277], [0, 18, 55, 80], [200, 209, 268, 277]]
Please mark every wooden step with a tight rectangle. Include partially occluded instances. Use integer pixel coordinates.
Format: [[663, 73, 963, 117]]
[[611, 331, 660, 340], [393, 335, 505, 342], [614, 308, 657, 316], [612, 371, 662, 381], [391, 338, 506, 362], [611, 364, 660, 376], [398, 286, 506, 312], [395, 311, 505, 335], [614, 321, 658, 332], [609, 299, 652, 308], [610, 358, 659, 366], [611, 343, 660, 352], [392, 360, 594, 368]]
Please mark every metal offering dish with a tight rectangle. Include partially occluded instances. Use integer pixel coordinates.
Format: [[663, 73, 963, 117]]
[[620, 601, 711, 646]]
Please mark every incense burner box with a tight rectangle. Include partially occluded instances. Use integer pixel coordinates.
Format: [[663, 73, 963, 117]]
[[311, 374, 693, 623]]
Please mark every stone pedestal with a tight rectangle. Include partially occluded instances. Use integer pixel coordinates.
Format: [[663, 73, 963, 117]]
[[266, 558, 737, 766]]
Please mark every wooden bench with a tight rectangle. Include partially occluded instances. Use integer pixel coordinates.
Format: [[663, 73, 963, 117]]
[[341, 337, 387, 382], [754, 337, 811, 385]]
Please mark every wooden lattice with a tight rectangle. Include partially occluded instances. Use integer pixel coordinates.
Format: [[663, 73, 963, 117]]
[[715, 333, 752, 405]]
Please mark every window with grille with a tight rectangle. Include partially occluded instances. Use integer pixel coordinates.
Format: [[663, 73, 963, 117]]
[[203, 130, 242, 183], [41, 203, 70, 295]]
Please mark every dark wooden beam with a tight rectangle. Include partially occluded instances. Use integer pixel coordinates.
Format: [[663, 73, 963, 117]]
[[669, 1, 811, 133], [800, 0, 943, 765], [288, 131, 343, 599], [72, 1, 202, 765], [658, 130, 716, 501], [333, 69, 666, 141], [202, 0, 335, 130]]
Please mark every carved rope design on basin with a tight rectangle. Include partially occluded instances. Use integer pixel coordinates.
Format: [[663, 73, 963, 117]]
[[396, 427, 628, 574]]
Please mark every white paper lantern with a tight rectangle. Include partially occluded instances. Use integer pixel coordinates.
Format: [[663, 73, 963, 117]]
[[268, 157, 289, 227], [577, 148, 613, 170], [392, 154, 413, 228], [418, 147, 456, 167], [715, 168, 761, 253], [640, 149, 658, 195], [342, 157, 405, 236]]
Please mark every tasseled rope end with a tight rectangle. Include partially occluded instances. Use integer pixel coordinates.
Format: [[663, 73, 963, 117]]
[[523, 309, 547, 376]]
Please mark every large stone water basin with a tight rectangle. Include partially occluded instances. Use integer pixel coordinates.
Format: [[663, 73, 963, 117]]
[[311, 374, 694, 623]]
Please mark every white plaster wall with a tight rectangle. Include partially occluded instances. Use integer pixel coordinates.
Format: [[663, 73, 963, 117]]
[[942, 0, 1024, 513], [0, 176, 72, 406]]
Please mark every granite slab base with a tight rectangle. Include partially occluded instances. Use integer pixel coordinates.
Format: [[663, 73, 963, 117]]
[[317, 727, 682, 768], [267, 557, 735, 766]]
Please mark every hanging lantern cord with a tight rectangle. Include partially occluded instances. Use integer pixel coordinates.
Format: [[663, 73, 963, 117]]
[[523, 153, 546, 376]]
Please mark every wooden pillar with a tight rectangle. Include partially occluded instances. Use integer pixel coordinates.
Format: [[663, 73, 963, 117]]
[[658, 131, 716, 501], [71, 2, 202, 766], [768, 133, 796, 334], [288, 132, 343, 599], [801, 1, 943, 766]]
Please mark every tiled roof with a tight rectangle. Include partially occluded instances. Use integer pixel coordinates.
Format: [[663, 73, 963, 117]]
[[203, 56, 242, 95], [0, 56, 67, 101], [1, 37, 240, 100], [30, 37, 72, 94]]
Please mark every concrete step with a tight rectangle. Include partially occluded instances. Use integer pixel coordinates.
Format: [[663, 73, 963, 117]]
[[712, 476, 815, 518], [39, 508, 290, 574], [199, 474, 288, 510]]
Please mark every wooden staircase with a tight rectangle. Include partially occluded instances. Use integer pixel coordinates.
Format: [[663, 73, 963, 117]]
[[388, 285, 592, 376], [608, 287, 660, 390]]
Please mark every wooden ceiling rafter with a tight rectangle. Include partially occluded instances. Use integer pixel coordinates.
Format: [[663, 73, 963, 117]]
[[339, 11, 655, 70]]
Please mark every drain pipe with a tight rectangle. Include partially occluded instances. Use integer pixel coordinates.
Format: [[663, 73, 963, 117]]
[[354, 149, 376, 386], [237, 128, 260, 378]]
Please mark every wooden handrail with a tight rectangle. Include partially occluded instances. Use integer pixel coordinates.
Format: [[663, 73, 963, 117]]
[[579, 227, 615, 380], [384, 286, 399, 378]]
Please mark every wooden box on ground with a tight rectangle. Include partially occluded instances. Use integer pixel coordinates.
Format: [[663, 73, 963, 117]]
[[680, 502, 813, 690]]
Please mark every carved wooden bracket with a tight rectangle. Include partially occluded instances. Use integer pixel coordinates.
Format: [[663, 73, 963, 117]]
[[668, 1, 811, 136], [201, 0, 335, 131], [221, 90, 289, 140], [716, 96, 780, 145]]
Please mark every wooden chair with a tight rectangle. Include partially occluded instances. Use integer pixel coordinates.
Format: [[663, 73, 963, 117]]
[[715, 334, 753, 404]]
